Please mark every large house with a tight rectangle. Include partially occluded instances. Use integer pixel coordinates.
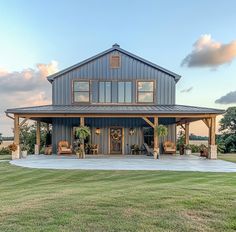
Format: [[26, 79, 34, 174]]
[[6, 44, 224, 158]]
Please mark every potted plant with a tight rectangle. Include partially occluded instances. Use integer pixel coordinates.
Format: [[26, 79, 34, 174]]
[[130, 144, 140, 155], [177, 130, 185, 155], [75, 126, 91, 158], [154, 124, 168, 159], [8, 143, 19, 159], [20, 144, 29, 158], [184, 144, 192, 155], [73, 140, 84, 158], [199, 144, 208, 157]]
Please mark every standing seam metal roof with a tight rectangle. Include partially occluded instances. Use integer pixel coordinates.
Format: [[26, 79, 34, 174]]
[[6, 104, 225, 115]]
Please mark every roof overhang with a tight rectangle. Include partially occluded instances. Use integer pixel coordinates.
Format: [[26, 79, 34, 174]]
[[6, 104, 225, 117]]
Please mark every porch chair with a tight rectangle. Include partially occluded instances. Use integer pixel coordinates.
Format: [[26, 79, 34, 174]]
[[141, 143, 153, 156], [90, 144, 99, 155], [58, 140, 73, 155], [163, 141, 176, 154]]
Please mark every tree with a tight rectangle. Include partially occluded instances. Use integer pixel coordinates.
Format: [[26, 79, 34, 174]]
[[219, 107, 236, 153], [19, 122, 49, 154], [219, 107, 236, 134]]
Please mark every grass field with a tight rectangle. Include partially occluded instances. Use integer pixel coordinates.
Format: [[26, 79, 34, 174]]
[[218, 153, 236, 163], [0, 162, 236, 232]]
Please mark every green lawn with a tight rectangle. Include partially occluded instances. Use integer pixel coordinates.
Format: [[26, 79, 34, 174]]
[[218, 153, 236, 163], [0, 162, 236, 232], [0, 154, 11, 160]]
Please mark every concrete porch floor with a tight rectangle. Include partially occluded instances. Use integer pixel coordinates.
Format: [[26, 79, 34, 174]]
[[10, 154, 236, 172]]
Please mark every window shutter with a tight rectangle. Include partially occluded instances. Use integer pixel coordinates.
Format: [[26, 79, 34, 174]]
[[110, 55, 120, 68]]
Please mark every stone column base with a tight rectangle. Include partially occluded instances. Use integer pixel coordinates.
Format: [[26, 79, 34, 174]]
[[12, 145, 20, 159], [35, 144, 40, 155], [208, 145, 217, 159]]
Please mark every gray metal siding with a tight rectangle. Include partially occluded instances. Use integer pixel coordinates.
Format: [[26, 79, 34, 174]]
[[52, 51, 176, 105], [52, 117, 176, 154]]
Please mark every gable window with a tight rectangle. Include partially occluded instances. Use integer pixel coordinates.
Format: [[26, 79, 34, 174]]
[[110, 55, 120, 68], [118, 82, 132, 103], [99, 81, 111, 103], [73, 81, 90, 103], [137, 81, 154, 103]]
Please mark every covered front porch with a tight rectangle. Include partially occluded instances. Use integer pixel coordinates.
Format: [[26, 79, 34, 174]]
[[5, 104, 224, 160]]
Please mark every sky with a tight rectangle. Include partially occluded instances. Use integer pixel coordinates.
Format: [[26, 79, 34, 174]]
[[0, 0, 236, 136]]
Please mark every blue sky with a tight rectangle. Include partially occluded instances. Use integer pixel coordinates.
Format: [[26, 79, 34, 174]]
[[0, 0, 236, 135]]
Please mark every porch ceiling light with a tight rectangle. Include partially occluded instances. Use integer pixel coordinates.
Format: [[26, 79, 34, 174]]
[[95, 128, 101, 135]]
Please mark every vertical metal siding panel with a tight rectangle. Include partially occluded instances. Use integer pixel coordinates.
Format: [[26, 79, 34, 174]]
[[52, 51, 176, 105], [92, 80, 98, 103], [112, 81, 118, 103]]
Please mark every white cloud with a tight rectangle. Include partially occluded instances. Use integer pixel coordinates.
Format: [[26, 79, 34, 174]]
[[181, 34, 236, 67], [0, 61, 58, 136]]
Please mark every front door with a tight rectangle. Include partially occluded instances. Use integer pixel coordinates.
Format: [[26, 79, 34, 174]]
[[109, 128, 123, 154]]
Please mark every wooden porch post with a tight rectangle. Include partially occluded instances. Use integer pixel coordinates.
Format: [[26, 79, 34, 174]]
[[209, 116, 217, 159], [35, 121, 40, 155], [13, 114, 20, 159], [80, 117, 85, 158], [14, 115, 20, 145], [185, 122, 190, 145], [153, 116, 159, 159]]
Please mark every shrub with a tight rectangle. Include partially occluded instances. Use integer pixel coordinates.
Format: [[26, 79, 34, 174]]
[[0, 147, 11, 155], [189, 144, 200, 153]]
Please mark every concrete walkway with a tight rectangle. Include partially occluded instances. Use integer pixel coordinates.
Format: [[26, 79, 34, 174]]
[[10, 154, 236, 172]]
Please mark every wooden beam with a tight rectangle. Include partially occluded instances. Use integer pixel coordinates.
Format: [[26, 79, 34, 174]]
[[36, 121, 40, 146], [142, 117, 155, 128], [210, 117, 216, 145], [185, 123, 190, 145], [80, 117, 85, 158], [19, 118, 29, 127], [14, 115, 19, 145], [80, 117, 84, 126], [180, 124, 185, 131], [202, 118, 211, 128], [154, 116, 159, 155]]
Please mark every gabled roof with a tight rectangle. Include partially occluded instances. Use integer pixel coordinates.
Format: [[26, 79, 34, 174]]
[[47, 44, 181, 83], [6, 104, 224, 115]]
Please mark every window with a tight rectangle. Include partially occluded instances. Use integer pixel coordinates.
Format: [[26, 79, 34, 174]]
[[118, 82, 132, 103], [110, 55, 120, 68], [99, 81, 111, 103], [137, 81, 154, 103], [143, 127, 154, 147], [73, 81, 90, 103]]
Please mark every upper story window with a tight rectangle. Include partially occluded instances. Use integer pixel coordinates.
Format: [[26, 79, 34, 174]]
[[99, 81, 111, 103], [118, 82, 132, 103], [137, 81, 154, 103], [110, 55, 120, 68], [73, 81, 90, 103]]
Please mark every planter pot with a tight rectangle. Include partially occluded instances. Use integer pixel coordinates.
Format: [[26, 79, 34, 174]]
[[185, 149, 192, 155], [76, 152, 84, 159], [21, 150, 28, 158], [179, 145, 185, 155]]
